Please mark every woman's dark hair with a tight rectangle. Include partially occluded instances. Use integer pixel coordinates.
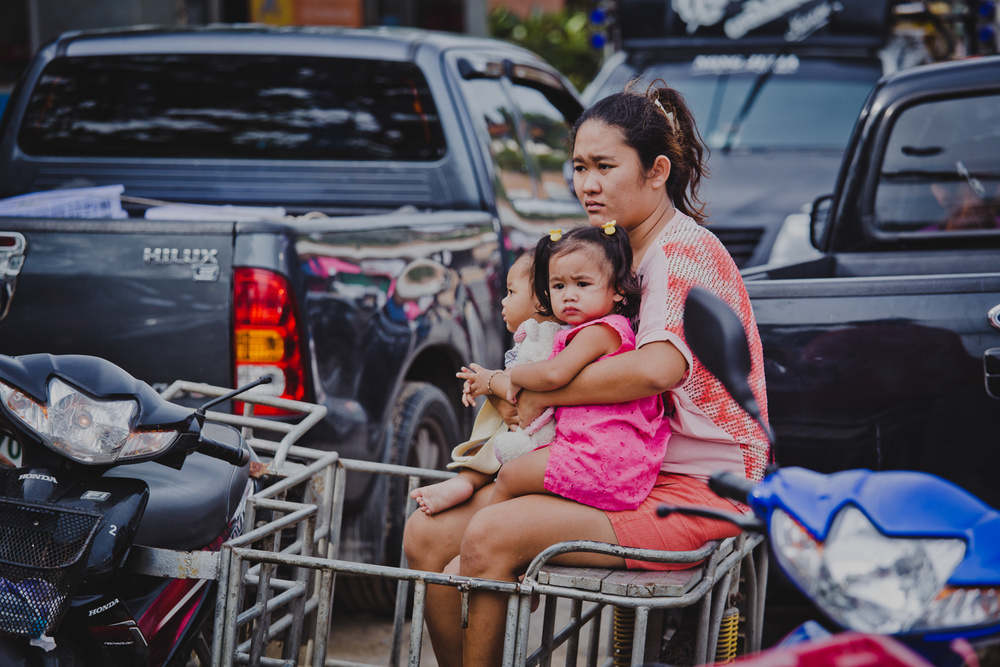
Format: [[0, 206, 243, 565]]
[[572, 79, 709, 223], [533, 226, 642, 323]]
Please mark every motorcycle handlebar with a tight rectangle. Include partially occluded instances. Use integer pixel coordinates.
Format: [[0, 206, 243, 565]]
[[708, 471, 756, 503], [198, 433, 251, 467]]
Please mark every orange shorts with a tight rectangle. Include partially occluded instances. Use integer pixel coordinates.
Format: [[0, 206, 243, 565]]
[[605, 472, 744, 570]]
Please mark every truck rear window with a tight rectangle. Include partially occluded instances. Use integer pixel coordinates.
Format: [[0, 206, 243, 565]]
[[17, 54, 447, 161], [875, 92, 1000, 234]]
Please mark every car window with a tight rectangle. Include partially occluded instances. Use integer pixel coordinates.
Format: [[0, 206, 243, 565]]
[[17, 55, 447, 161], [460, 77, 534, 201], [874, 92, 1000, 234], [591, 55, 880, 150], [507, 82, 576, 202]]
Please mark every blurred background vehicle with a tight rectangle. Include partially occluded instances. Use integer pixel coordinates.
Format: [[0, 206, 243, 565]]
[[584, 0, 907, 267], [582, 0, 996, 268]]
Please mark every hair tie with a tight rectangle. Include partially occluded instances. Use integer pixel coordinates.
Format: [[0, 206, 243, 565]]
[[653, 97, 678, 133], [549, 229, 563, 242], [602, 220, 617, 235]]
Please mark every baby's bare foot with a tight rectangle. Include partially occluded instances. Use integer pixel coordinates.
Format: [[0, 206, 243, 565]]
[[410, 477, 475, 515]]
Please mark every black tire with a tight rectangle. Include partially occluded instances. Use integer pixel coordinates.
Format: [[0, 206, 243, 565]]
[[336, 382, 459, 615]]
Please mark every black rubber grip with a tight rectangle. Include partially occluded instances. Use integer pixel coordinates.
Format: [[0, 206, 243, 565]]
[[198, 434, 250, 466], [708, 471, 755, 503]]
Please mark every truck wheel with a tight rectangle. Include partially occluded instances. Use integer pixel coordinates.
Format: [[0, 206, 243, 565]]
[[337, 381, 459, 615]]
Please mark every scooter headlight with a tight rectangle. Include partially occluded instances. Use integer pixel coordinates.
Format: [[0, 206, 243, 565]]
[[0, 378, 178, 464], [772, 505, 977, 635]]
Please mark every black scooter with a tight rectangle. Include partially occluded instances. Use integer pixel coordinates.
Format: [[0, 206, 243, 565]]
[[0, 352, 262, 666]]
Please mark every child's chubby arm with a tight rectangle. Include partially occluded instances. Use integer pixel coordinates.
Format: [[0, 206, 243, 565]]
[[509, 322, 620, 396]]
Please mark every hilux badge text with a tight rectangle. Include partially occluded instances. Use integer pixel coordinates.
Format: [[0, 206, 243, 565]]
[[143, 247, 220, 282]]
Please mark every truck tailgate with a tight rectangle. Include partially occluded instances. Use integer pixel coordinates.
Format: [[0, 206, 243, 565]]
[[746, 268, 1000, 506], [0, 218, 236, 389]]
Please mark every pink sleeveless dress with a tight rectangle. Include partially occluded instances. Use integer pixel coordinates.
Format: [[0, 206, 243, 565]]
[[543, 314, 667, 511]]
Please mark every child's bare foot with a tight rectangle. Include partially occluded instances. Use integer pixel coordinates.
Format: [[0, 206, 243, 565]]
[[410, 476, 475, 515]]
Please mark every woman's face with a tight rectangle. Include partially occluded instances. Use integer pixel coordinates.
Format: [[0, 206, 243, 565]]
[[572, 120, 666, 233]]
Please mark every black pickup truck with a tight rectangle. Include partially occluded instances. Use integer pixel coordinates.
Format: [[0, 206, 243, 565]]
[[745, 53, 1000, 508], [0, 25, 586, 598], [741, 53, 1000, 642]]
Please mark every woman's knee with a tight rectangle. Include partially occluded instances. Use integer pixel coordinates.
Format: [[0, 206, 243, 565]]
[[403, 510, 449, 571], [460, 506, 518, 579]]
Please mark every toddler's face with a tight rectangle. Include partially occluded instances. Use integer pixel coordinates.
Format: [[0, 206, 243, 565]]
[[501, 257, 536, 333], [547, 247, 621, 326]]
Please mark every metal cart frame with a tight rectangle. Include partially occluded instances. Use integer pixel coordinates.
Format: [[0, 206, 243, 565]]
[[127, 383, 766, 667]]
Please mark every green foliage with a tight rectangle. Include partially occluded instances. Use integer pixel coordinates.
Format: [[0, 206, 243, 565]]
[[488, 5, 604, 93]]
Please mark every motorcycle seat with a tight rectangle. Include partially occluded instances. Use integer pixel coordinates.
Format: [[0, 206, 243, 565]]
[[104, 422, 254, 551]]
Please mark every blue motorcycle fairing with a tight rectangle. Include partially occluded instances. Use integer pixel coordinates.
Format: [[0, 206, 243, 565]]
[[749, 467, 1000, 585]]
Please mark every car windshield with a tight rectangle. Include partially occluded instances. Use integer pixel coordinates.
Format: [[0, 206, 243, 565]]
[[594, 55, 880, 150], [18, 54, 447, 161]]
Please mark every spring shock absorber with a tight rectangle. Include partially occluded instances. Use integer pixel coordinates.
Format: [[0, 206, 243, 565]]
[[612, 606, 635, 667], [715, 606, 741, 663]]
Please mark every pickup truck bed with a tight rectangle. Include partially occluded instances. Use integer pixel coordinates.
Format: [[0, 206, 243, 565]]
[[746, 249, 1000, 506], [0, 218, 234, 388]]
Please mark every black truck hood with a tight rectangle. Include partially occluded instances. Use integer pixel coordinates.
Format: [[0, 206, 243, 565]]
[[701, 149, 842, 265]]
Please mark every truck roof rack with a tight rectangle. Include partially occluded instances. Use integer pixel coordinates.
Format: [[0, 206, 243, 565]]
[[618, 0, 892, 51]]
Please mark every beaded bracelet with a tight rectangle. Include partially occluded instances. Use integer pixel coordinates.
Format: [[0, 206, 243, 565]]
[[487, 370, 502, 395]]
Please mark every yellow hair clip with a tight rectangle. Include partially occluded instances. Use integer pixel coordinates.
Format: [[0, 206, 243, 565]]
[[602, 220, 617, 235], [549, 229, 563, 242]]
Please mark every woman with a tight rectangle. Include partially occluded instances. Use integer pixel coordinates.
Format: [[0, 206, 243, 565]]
[[402, 82, 770, 667]]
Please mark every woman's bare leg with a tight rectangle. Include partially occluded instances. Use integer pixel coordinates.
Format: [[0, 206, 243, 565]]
[[490, 447, 550, 505], [403, 483, 495, 667], [458, 494, 626, 667]]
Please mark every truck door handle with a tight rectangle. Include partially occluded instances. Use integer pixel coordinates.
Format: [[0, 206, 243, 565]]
[[986, 348, 1000, 400], [990, 305, 1000, 331], [0, 232, 26, 322]]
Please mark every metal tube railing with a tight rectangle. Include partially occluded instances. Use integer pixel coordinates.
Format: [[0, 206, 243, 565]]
[[144, 382, 765, 667]]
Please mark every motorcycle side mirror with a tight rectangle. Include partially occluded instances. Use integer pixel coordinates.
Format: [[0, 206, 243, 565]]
[[683, 287, 772, 443]]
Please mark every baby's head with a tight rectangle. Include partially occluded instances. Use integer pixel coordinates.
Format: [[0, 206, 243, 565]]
[[501, 250, 541, 333], [533, 225, 642, 324]]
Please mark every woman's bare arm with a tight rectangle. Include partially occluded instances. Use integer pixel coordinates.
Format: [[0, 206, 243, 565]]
[[516, 340, 686, 423]]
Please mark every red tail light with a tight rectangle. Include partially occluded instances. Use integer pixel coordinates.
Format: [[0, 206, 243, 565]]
[[233, 267, 305, 416]]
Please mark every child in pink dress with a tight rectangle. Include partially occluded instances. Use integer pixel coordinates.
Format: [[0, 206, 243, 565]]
[[488, 224, 668, 511]]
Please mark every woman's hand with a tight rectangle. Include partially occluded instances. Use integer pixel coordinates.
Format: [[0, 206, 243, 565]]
[[494, 399, 520, 430], [515, 389, 549, 428]]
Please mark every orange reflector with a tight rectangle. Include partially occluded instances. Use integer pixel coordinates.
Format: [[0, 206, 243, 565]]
[[235, 328, 285, 363]]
